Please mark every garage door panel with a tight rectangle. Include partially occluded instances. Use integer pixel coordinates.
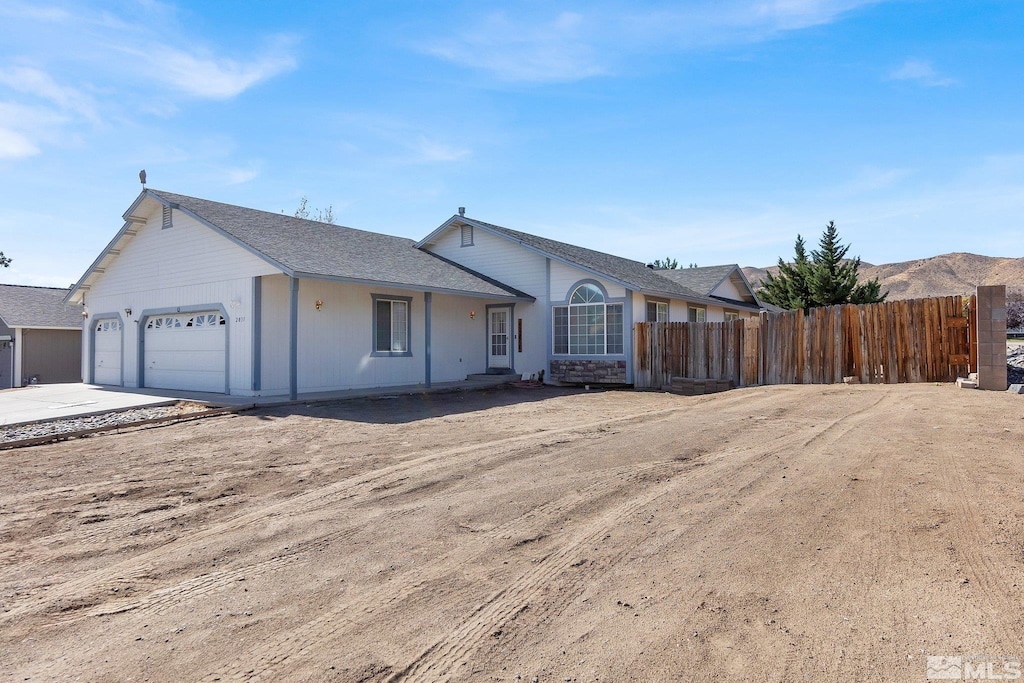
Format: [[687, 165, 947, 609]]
[[145, 368, 224, 393], [93, 319, 122, 386], [146, 331, 225, 353], [146, 349, 225, 372], [143, 311, 226, 393]]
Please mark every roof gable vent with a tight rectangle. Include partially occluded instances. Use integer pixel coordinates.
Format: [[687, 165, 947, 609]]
[[460, 223, 473, 247], [162, 205, 173, 230]]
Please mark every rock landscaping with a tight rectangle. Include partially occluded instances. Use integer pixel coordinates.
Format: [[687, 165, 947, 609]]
[[1009, 345, 1024, 387], [0, 402, 213, 446]]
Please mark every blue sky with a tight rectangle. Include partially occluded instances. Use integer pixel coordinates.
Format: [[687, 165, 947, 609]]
[[1, 0, 1022, 287]]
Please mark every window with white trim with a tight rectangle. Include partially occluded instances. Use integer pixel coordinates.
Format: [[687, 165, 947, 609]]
[[373, 297, 410, 354], [688, 306, 706, 323], [724, 311, 739, 322], [646, 300, 668, 323], [552, 283, 624, 355]]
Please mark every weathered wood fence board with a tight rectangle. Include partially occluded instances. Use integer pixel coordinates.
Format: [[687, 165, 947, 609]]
[[634, 295, 973, 389]]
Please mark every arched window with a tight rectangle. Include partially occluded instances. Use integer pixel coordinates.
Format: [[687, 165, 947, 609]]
[[552, 283, 624, 355]]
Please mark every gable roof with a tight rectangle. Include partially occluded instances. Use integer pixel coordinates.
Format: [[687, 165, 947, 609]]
[[419, 216, 762, 310], [68, 191, 532, 303], [653, 265, 761, 308], [0, 284, 84, 329], [654, 265, 737, 296]]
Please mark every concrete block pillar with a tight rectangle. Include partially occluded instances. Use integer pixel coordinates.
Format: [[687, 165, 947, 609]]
[[976, 285, 1008, 390]]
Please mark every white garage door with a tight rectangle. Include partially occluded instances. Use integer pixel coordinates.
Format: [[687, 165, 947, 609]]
[[93, 318, 122, 386], [143, 312, 226, 393]]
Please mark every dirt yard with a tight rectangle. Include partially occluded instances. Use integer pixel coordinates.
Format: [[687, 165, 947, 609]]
[[2, 384, 1023, 682]]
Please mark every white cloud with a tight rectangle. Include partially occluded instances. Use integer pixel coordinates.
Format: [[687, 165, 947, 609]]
[[420, 1, 885, 83], [0, 65, 98, 121], [888, 59, 956, 87], [414, 136, 471, 163], [425, 11, 606, 83], [123, 38, 298, 99], [0, 101, 68, 158], [223, 166, 260, 185], [0, 127, 38, 158], [0, 3, 71, 23], [0, 4, 300, 160]]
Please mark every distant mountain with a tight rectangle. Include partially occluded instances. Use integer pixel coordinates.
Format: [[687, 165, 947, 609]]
[[743, 253, 1024, 301]]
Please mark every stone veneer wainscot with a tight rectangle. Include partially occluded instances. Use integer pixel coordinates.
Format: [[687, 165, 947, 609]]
[[549, 359, 627, 384]]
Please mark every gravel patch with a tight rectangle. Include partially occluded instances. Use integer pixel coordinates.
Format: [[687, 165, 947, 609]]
[[0, 402, 213, 445], [1009, 346, 1024, 388]]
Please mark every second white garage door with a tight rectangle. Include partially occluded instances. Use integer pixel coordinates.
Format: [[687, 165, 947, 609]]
[[142, 312, 226, 393], [93, 318, 123, 386]]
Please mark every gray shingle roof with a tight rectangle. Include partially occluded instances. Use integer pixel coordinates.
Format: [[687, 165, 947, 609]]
[[0, 284, 84, 329], [149, 191, 531, 300], [465, 218, 710, 300], [652, 265, 737, 296]]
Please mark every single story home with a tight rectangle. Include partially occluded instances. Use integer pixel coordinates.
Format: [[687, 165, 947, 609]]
[[0, 284, 84, 388], [65, 190, 762, 397]]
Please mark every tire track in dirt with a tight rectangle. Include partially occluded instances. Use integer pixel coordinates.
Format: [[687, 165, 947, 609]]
[[394, 395, 903, 683], [1, 406, 708, 626], [201, 455, 690, 682], [938, 443, 1019, 649]]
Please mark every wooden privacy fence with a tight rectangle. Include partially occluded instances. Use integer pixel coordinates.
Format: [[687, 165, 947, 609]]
[[634, 295, 974, 389]]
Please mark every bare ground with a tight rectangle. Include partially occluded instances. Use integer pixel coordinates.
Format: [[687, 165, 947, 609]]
[[2, 384, 1023, 682]]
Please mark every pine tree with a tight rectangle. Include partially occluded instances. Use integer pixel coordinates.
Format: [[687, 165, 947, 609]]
[[652, 257, 679, 269], [759, 235, 812, 310], [806, 221, 858, 306], [759, 223, 886, 310]]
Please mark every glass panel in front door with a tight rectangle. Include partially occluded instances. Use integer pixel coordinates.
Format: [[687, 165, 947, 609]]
[[490, 310, 509, 364]]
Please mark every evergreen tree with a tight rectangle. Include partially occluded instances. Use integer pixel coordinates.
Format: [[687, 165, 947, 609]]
[[806, 221, 859, 306], [652, 257, 679, 269], [759, 223, 886, 310], [759, 235, 812, 310]]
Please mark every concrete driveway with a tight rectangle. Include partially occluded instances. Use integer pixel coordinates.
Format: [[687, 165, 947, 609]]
[[0, 383, 185, 426]]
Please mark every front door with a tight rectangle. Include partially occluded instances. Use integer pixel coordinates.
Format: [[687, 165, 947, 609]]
[[488, 307, 511, 369]]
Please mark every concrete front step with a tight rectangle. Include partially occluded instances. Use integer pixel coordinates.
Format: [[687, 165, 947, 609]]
[[465, 373, 515, 387]]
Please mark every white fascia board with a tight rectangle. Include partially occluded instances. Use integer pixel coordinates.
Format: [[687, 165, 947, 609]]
[[292, 271, 534, 301], [638, 288, 725, 309], [8, 325, 84, 331], [734, 267, 765, 308], [65, 219, 136, 305], [414, 215, 462, 249]]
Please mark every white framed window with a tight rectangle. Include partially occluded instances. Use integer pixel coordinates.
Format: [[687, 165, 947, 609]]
[[646, 300, 668, 323], [552, 283, 624, 355], [724, 311, 739, 322], [372, 295, 412, 356], [688, 306, 707, 323], [460, 224, 474, 247]]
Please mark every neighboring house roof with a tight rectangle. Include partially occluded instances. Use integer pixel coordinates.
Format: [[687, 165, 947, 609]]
[[654, 265, 737, 296], [654, 265, 762, 309], [68, 190, 532, 303], [419, 216, 763, 310], [0, 284, 84, 329]]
